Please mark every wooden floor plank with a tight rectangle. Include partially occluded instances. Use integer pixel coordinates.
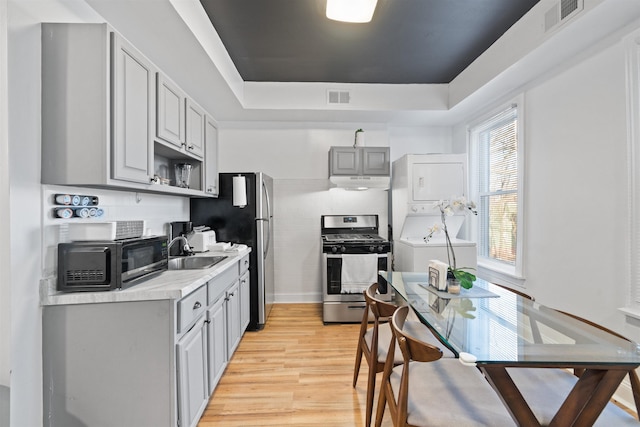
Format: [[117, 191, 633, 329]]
[[197, 303, 393, 427]]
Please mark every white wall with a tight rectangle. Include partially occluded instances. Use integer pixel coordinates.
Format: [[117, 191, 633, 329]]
[[454, 22, 636, 337], [524, 38, 630, 327], [218, 125, 449, 302]]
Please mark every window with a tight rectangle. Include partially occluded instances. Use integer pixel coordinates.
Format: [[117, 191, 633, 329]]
[[469, 100, 524, 282]]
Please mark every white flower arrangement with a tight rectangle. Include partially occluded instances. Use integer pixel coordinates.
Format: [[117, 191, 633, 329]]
[[424, 197, 478, 289]]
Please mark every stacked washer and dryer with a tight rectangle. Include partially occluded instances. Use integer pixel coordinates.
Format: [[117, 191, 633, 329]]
[[391, 154, 477, 273]]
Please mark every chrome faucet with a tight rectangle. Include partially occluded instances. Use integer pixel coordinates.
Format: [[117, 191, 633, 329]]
[[168, 236, 194, 256]]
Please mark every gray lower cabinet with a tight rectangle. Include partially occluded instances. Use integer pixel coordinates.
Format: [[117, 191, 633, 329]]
[[206, 296, 227, 395], [226, 280, 242, 358], [43, 300, 176, 427], [42, 255, 251, 427], [240, 270, 251, 332], [177, 316, 209, 427]]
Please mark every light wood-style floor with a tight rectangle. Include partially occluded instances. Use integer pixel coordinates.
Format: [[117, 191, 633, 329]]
[[198, 303, 392, 427], [198, 303, 637, 426]]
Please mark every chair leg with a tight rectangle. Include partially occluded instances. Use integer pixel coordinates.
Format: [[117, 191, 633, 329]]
[[374, 382, 388, 427], [353, 341, 363, 387], [365, 361, 377, 427]]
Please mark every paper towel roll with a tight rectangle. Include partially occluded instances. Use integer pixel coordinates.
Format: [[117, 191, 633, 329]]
[[233, 175, 247, 207]]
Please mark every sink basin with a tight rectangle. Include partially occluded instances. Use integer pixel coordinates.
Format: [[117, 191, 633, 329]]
[[168, 256, 227, 270]]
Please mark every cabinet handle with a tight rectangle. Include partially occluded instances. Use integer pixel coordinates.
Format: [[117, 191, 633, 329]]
[[193, 301, 202, 310], [229, 292, 235, 297], [188, 144, 194, 150]]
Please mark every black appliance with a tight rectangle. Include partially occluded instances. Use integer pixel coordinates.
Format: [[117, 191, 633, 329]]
[[190, 172, 274, 331], [57, 235, 168, 292], [321, 214, 392, 323]]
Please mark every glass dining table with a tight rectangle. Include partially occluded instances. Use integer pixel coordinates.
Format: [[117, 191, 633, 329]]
[[378, 271, 640, 426]]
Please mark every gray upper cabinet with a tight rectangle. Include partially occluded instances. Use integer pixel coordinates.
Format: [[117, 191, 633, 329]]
[[156, 74, 205, 159], [204, 116, 219, 196], [111, 32, 155, 184], [42, 23, 154, 186], [41, 23, 212, 197], [329, 146, 390, 176], [330, 147, 360, 175], [185, 98, 205, 158], [362, 147, 390, 175], [156, 73, 185, 149]]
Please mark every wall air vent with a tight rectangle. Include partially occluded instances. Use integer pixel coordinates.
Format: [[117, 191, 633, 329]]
[[544, 0, 583, 33], [327, 90, 351, 105]]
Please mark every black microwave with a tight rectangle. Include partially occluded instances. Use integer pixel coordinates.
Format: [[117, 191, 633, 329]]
[[57, 235, 168, 292]]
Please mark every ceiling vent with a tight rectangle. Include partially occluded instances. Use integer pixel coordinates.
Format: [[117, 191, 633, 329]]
[[544, 0, 583, 33], [327, 90, 351, 105]]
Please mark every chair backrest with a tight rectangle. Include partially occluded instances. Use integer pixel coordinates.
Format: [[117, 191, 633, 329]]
[[365, 283, 398, 320], [392, 305, 444, 363], [557, 309, 640, 417]]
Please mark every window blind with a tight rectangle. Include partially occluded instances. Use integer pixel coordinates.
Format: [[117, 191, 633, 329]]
[[472, 105, 519, 265]]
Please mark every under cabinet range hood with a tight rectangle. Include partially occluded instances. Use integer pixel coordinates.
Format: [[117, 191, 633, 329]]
[[329, 175, 391, 190], [328, 146, 391, 190]]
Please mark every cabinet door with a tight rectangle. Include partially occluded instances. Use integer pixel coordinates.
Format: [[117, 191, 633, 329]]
[[207, 296, 227, 395], [156, 73, 185, 148], [185, 98, 205, 158], [239, 270, 250, 333], [204, 116, 219, 196], [111, 33, 154, 184], [226, 281, 242, 358], [177, 316, 209, 427], [362, 147, 390, 175], [330, 147, 360, 175]]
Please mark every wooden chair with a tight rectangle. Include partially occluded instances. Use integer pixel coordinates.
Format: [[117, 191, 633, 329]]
[[352, 283, 453, 427], [507, 310, 640, 425], [375, 305, 515, 427]]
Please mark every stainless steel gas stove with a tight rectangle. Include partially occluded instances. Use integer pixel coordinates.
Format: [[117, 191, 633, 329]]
[[321, 214, 392, 323]]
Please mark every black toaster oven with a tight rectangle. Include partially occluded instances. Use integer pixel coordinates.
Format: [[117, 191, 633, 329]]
[[57, 235, 168, 292]]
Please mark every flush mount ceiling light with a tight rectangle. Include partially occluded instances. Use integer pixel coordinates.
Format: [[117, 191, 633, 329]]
[[326, 0, 378, 23]]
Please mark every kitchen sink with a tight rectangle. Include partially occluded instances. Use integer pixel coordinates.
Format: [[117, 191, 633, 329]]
[[168, 255, 227, 270]]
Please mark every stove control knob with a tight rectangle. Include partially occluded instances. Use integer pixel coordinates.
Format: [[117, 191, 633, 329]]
[[369, 246, 375, 253], [377, 246, 384, 253], [340, 246, 346, 253], [331, 246, 338, 253]]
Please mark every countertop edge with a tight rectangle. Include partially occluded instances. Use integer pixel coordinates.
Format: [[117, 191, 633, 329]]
[[41, 248, 252, 306]]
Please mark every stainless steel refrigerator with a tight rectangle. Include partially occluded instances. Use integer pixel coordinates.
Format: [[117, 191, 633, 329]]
[[190, 172, 274, 330]]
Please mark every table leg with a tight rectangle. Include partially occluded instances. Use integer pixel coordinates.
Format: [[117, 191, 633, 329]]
[[482, 365, 629, 427], [550, 368, 628, 427], [480, 366, 541, 426]]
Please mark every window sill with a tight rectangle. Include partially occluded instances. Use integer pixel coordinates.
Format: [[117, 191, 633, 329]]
[[477, 262, 526, 289], [619, 307, 640, 321]]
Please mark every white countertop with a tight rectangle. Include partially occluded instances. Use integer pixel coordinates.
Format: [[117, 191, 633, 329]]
[[41, 247, 252, 306]]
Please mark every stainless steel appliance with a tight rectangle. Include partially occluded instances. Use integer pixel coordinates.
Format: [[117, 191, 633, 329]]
[[190, 172, 274, 331], [57, 235, 168, 292], [321, 214, 392, 323]]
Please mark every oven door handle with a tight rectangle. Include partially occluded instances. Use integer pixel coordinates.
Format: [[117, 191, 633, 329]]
[[323, 253, 387, 258]]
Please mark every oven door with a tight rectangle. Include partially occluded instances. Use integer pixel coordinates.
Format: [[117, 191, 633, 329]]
[[322, 253, 389, 302]]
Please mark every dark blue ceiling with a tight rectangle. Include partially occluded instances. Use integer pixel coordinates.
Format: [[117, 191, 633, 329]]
[[199, 0, 540, 84]]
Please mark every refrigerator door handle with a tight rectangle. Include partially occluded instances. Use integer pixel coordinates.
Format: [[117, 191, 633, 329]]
[[261, 177, 272, 259], [256, 218, 271, 259]]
